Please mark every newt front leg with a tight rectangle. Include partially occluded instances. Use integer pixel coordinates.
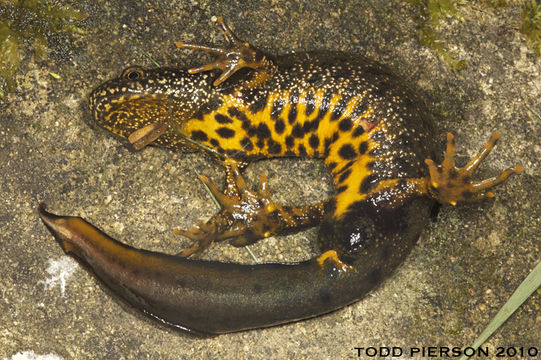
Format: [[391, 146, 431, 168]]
[[176, 17, 276, 87]]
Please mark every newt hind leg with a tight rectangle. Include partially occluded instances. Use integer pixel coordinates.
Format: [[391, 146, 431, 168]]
[[424, 131, 523, 205], [176, 159, 325, 257]]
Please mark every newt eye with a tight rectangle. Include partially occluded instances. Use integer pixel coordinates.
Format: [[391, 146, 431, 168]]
[[122, 67, 144, 80]]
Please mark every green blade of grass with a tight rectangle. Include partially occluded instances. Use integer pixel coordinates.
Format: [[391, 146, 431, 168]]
[[460, 259, 541, 360], [134, 45, 162, 67]]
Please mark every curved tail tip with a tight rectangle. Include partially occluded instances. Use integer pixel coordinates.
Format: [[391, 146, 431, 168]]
[[38, 202, 60, 221]]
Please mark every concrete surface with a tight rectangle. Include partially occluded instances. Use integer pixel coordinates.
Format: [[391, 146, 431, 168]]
[[1, 0, 539, 359]]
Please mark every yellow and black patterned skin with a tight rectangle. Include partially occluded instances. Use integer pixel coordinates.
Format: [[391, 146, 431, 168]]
[[40, 19, 521, 334]]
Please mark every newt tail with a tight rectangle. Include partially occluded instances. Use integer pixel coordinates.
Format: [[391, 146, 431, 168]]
[[38, 202, 427, 334]]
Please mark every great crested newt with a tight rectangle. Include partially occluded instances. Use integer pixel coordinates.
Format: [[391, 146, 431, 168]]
[[38, 18, 523, 334]]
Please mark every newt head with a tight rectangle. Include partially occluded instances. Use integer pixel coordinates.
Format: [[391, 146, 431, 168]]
[[88, 67, 215, 151]]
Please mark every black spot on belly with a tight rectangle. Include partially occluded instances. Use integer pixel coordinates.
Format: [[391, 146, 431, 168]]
[[247, 125, 257, 137], [308, 134, 320, 149], [315, 89, 333, 121], [288, 88, 299, 124], [291, 124, 304, 138], [338, 168, 352, 183], [215, 113, 233, 124], [305, 91, 316, 116], [192, 111, 203, 120], [249, 92, 269, 114], [359, 141, 368, 155], [228, 107, 248, 122], [285, 135, 294, 148], [327, 161, 337, 171], [303, 119, 317, 132], [360, 174, 379, 193], [338, 160, 355, 174], [191, 130, 208, 142], [240, 137, 254, 151], [338, 144, 357, 160], [216, 127, 235, 139], [268, 140, 282, 154], [352, 126, 364, 138], [329, 132, 339, 144], [271, 98, 284, 121], [298, 144, 307, 156], [288, 110, 298, 125], [335, 185, 348, 193], [323, 133, 339, 157], [274, 119, 285, 134], [210, 138, 219, 147], [256, 123, 271, 139], [338, 118, 353, 132]]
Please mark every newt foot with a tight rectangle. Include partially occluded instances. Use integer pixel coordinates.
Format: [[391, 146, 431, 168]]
[[175, 162, 287, 257], [316, 250, 355, 274], [176, 17, 274, 86], [424, 131, 523, 205]]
